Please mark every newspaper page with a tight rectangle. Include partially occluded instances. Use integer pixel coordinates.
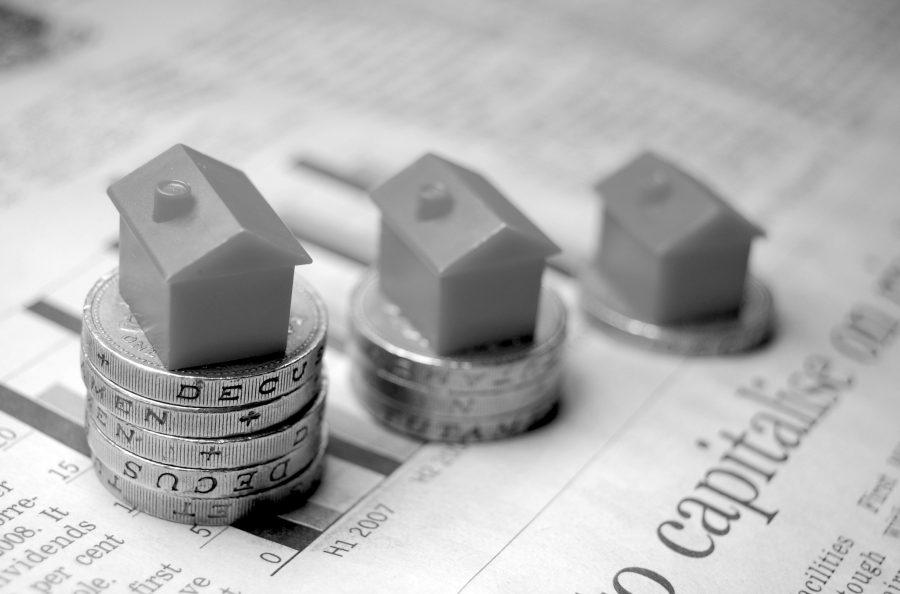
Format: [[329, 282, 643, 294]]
[[0, 0, 898, 592]]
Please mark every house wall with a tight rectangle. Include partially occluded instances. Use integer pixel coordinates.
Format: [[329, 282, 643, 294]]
[[438, 261, 543, 354], [377, 224, 442, 349], [379, 223, 547, 355], [659, 243, 750, 324], [597, 216, 662, 321], [167, 268, 294, 369], [118, 220, 172, 364]]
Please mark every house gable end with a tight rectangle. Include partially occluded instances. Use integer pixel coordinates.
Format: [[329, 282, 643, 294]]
[[445, 226, 554, 276], [171, 230, 304, 282], [666, 206, 764, 258]]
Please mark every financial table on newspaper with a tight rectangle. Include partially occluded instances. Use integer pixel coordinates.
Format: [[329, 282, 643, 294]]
[[0, 1, 899, 592]]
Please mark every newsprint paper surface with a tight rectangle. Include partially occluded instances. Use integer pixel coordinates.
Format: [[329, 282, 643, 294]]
[[0, 1, 898, 592]]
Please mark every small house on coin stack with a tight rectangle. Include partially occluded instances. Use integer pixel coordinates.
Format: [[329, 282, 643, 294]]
[[594, 151, 763, 324], [371, 153, 559, 355], [108, 144, 312, 369]]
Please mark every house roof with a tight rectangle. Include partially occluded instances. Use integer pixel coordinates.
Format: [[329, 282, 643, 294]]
[[371, 153, 559, 276], [596, 151, 763, 257], [108, 144, 311, 281]]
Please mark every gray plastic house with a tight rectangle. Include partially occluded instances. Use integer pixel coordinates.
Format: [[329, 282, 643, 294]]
[[595, 151, 763, 325], [108, 144, 312, 370], [371, 153, 559, 355]]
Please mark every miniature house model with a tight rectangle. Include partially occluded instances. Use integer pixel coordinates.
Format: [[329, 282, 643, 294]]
[[108, 144, 312, 370], [595, 151, 763, 325], [371, 153, 559, 355]]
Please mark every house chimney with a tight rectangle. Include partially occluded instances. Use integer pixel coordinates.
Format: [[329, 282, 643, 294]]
[[416, 182, 454, 220], [641, 171, 671, 206], [153, 180, 194, 222]]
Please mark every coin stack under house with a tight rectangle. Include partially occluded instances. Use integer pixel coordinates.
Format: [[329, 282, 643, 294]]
[[349, 273, 566, 442], [81, 272, 327, 525], [80, 145, 329, 525], [348, 154, 567, 442]]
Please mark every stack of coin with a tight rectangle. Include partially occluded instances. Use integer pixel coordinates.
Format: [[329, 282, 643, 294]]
[[80, 271, 328, 525], [348, 272, 566, 442]]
